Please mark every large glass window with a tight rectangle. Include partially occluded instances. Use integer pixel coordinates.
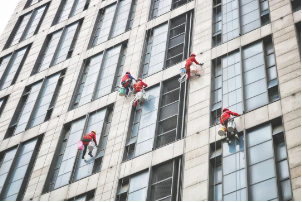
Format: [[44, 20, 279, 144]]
[[0, 46, 30, 90], [45, 108, 112, 191], [212, 0, 270, 47], [291, 0, 301, 12], [72, 44, 126, 109], [68, 190, 96, 201], [0, 97, 8, 118], [150, 0, 190, 20], [90, 0, 135, 47], [210, 118, 292, 201], [296, 22, 301, 54], [25, 0, 42, 8], [54, 0, 90, 24], [7, 71, 65, 137], [210, 135, 246, 201], [0, 137, 42, 201], [116, 158, 182, 201], [33, 21, 81, 74], [142, 12, 193, 78], [124, 77, 186, 161], [6, 5, 47, 48], [210, 37, 279, 125]]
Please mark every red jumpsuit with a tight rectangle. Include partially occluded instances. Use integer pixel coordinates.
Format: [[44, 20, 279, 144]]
[[185, 56, 200, 79], [134, 81, 148, 92], [82, 132, 97, 145], [133, 81, 148, 107], [220, 109, 240, 126]]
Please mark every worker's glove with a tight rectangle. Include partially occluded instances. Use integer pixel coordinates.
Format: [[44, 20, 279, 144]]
[[199, 63, 204, 66]]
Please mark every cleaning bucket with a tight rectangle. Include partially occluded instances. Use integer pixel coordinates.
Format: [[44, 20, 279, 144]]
[[119, 87, 125, 96], [88, 141, 95, 152], [227, 121, 236, 133], [218, 126, 226, 136], [77, 141, 84, 151], [180, 68, 186, 76], [191, 64, 197, 74]]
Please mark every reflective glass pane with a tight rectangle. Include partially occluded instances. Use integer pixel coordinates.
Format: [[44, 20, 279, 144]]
[[247, 123, 271, 147], [249, 159, 275, 185], [248, 140, 273, 165], [278, 160, 290, 180], [281, 179, 293, 200], [250, 178, 277, 201], [276, 141, 287, 161]]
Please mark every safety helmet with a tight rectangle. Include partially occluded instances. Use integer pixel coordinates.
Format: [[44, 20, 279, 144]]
[[92, 130, 96, 134], [190, 53, 196, 57], [137, 78, 142, 81], [222, 108, 228, 112], [126, 71, 130, 74]]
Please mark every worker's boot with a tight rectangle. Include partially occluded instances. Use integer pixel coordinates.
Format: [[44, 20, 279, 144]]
[[88, 151, 93, 157], [195, 73, 201, 77], [82, 156, 85, 159]]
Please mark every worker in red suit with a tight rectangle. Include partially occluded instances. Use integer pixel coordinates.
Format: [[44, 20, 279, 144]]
[[133, 78, 148, 107], [185, 53, 203, 79], [82, 130, 97, 159], [220, 108, 240, 139], [121, 71, 136, 96]]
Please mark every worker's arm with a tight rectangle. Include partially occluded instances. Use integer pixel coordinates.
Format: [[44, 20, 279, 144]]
[[129, 74, 136, 80], [93, 134, 97, 145], [229, 111, 240, 116], [192, 57, 200, 65], [142, 82, 148, 87]]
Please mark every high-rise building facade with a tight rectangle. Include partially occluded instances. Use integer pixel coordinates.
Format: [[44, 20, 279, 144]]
[[0, 0, 300, 200]]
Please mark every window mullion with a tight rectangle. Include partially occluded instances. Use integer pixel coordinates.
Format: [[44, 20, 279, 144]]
[[108, 2, 120, 40], [25, 79, 46, 131], [163, 20, 171, 69], [0, 144, 22, 200], [20, 11, 35, 42], [145, 166, 152, 200]]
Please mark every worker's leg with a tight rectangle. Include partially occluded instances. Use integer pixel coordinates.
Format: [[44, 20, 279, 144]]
[[82, 144, 87, 159], [186, 66, 191, 79]]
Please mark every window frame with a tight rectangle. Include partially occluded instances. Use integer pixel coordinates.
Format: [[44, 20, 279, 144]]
[[141, 11, 193, 79], [210, 36, 280, 126], [70, 42, 127, 110], [6, 71, 65, 139], [43, 107, 113, 193], [123, 76, 187, 162], [212, 0, 271, 47], [209, 117, 293, 201], [5, 4, 48, 49], [0, 136, 43, 201], [116, 157, 183, 201]]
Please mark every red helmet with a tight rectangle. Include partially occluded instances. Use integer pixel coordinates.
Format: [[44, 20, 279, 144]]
[[137, 78, 142, 81], [222, 108, 228, 112], [126, 71, 130, 74], [190, 53, 196, 57]]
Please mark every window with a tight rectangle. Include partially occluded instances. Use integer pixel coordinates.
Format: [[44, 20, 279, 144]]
[[291, 0, 301, 12], [0, 137, 42, 201], [150, 0, 190, 20], [116, 158, 182, 201], [0, 46, 30, 90], [7, 71, 65, 137], [6, 5, 48, 48], [45, 108, 112, 191], [53, 0, 90, 25], [210, 37, 279, 125], [25, 0, 43, 8], [142, 12, 193, 78], [68, 190, 96, 201], [210, 118, 292, 200], [72, 44, 126, 109], [210, 135, 246, 201], [212, 0, 270, 46], [0, 97, 8, 117], [90, 0, 135, 47], [33, 21, 82, 74], [124, 77, 186, 161], [296, 22, 301, 54]]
